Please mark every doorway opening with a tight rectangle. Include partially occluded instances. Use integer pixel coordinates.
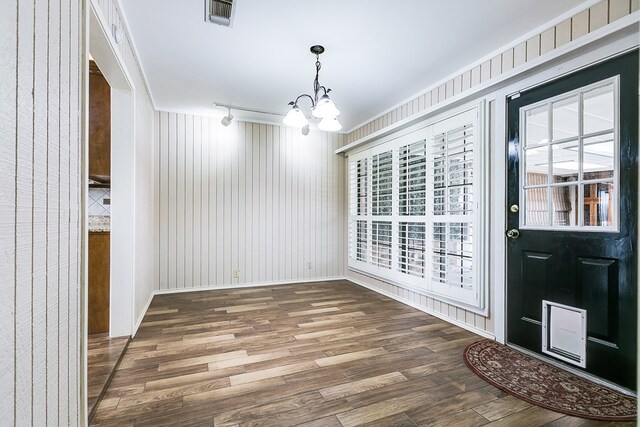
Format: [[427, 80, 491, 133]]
[[85, 2, 137, 421]]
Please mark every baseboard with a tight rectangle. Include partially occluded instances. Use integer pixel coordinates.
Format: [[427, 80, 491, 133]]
[[132, 291, 155, 338], [346, 276, 495, 340], [154, 276, 348, 296]]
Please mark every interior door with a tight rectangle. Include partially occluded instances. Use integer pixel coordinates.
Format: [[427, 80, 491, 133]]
[[506, 50, 638, 390]]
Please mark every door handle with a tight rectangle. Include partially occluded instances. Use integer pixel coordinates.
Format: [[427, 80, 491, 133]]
[[506, 229, 520, 239]]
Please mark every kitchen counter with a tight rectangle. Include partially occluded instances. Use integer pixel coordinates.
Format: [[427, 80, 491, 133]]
[[89, 215, 110, 232]]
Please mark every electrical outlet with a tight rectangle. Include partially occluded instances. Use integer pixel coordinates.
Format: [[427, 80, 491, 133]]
[[306, 261, 312, 270], [232, 269, 240, 278]]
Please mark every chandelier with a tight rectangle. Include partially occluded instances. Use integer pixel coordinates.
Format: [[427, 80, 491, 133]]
[[283, 45, 342, 134]]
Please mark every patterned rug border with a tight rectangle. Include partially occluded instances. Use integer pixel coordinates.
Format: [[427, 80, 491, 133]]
[[463, 340, 637, 422]]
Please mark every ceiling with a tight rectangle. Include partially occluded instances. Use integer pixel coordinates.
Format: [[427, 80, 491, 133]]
[[119, 0, 591, 131]]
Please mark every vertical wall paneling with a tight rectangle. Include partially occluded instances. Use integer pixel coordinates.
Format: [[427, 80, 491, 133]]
[[176, 114, 185, 289], [572, 9, 590, 39], [157, 114, 345, 290], [611, 0, 631, 20], [1, 0, 83, 424], [33, 0, 49, 423], [59, 0, 71, 421], [265, 126, 272, 283], [243, 122, 251, 284], [16, 0, 35, 423], [193, 116, 202, 287], [1, 0, 16, 421], [47, 0, 62, 420], [208, 118, 216, 285], [217, 123, 226, 285], [237, 123, 246, 285], [70, 0, 80, 415], [159, 112, 168, 289], [185, 115, 193, 289]]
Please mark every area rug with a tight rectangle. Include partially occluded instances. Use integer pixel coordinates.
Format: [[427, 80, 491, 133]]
[[463, 340, 636, 421]]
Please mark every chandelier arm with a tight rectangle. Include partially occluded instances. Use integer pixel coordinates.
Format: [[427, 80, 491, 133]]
[[318, 86, 330, 96], [293, 93, 315, 108]]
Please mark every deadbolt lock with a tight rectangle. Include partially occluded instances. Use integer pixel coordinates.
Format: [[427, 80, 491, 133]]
[[510, 204, 519, 213]]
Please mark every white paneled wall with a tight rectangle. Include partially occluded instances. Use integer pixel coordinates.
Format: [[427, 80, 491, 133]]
[[1, 0, 82, 424], [157, 112, 346, 291]]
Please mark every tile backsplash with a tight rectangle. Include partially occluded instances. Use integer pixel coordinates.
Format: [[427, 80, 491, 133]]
[[88, 188, 111, 216]]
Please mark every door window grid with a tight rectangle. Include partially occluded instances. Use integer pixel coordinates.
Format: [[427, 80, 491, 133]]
[[521, 79, 618, 230], [347, 105, 485, 310]]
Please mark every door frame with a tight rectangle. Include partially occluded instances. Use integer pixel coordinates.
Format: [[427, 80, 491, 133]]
[[89, 0, 137, 339], [83, 1, 138, 422]]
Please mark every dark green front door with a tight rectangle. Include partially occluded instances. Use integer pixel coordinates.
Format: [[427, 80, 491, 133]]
[[506, 50, 638, 390]]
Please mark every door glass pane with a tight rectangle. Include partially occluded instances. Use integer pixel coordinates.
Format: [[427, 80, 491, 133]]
[[552, 141, 579, 183], [583, 133, 614, 180], [525, 187, 549, 226], [526, 104, 549, 147], [552, 185, 578, 227], [525, 146, 548, 185], [583, 182, 614, 227], [553, 95, 579, 140], [583, 85, 614, 134]]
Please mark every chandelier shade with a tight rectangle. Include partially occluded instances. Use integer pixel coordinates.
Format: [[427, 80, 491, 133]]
[[283, 106, 308, 128], [312, 94, 340, 119], [317, 117, 342, 132]]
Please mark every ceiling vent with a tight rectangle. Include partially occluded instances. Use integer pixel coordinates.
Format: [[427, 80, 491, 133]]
[[205, 0, 235, 27]]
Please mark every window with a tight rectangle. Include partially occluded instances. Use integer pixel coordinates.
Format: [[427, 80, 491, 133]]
[[521, 78, 618, 230], [348, 104, 487, 311]]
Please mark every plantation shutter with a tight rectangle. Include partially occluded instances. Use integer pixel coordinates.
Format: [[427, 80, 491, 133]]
[[430, 123, 475, 295], [347, 104, 485, 311], [349, 158, 369, 262]]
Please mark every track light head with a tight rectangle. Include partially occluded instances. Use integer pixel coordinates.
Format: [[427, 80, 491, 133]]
[[221, 108, 233, 126]]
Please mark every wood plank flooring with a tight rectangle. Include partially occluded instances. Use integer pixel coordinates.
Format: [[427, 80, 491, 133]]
[[88, 334, 129, 420], [91, 280, 631, 426]]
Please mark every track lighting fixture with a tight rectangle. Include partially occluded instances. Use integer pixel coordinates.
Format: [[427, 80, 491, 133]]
[[221, 107, 233, 126], [284, 45, 342, 134]]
